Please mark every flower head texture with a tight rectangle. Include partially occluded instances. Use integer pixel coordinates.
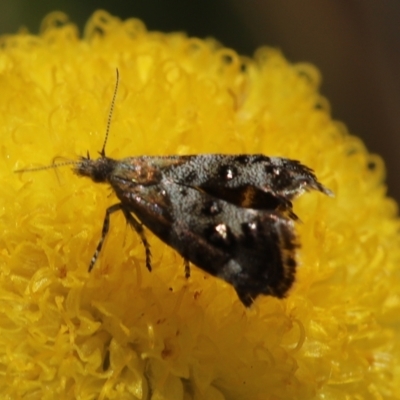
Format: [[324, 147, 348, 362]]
[[0, 11, 399, 400]]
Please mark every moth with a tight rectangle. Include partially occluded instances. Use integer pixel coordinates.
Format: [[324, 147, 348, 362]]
[[17, 70, 332, 307]]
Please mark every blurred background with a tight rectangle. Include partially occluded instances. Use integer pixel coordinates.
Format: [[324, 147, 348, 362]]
[[1, 0, 399, 203]]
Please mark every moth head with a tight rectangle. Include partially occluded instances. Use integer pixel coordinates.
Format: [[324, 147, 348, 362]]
[[74, 155, 117, 183]]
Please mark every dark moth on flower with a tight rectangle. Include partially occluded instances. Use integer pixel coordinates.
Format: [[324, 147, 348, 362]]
[[76, 153, 331, 307], [18, 72, 331, 307]]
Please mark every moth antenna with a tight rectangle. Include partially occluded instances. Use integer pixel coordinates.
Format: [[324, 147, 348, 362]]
[[14, 160, 80, 173], [100, 68, 119, 158]]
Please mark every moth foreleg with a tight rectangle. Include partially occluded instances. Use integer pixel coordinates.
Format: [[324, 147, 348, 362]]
[[89, 203, 123, 272], [121, 208, 152, 272]]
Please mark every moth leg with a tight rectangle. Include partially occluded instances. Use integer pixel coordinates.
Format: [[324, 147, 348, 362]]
[[89, 203, 123, 272], [121, 208, 152, 272], [184, 258, 191, 279]]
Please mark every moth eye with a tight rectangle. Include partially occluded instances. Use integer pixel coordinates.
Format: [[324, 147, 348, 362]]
[[218, 165, 238, 181], [201, 200, 221, 216]]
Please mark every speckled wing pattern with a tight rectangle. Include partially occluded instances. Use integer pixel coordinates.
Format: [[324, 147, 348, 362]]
[[161, 154, 330, 306], [80, 153, 331, 307]]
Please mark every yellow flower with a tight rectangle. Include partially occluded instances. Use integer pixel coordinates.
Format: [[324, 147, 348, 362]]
[[1, 10, 399, 399]]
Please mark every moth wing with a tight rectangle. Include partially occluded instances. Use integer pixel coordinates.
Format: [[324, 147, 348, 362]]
[[168, 154, 330, 214], [164, 182, 298, 306], [222, 212, 298, 306]]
